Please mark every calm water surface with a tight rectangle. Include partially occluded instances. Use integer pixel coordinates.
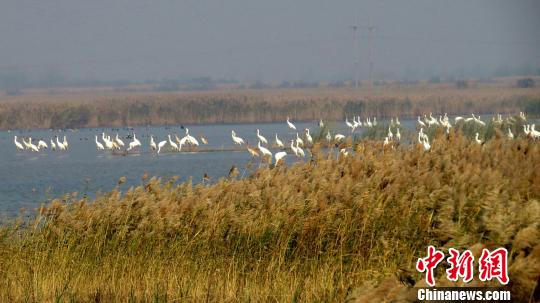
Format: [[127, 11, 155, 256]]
[[1, 115, 508, 217], [1, 121, 361, 216]]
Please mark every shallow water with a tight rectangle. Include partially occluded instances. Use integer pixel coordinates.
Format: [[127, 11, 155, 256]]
[[0, 115, 512, 217], [1, 121, 352, 216]]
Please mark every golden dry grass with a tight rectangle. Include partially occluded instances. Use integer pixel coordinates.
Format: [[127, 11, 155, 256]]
[[0, 132, 539, 302]]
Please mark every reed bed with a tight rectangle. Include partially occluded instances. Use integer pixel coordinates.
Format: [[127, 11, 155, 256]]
[[0, 132, 539, 302], [0, 85, 539, 129]]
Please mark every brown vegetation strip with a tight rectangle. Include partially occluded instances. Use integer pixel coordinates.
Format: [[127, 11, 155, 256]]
[[0, 132, 538, 301], [1, 86, 539, 129]]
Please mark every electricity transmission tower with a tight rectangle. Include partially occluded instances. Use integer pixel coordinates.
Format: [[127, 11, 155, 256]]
[[350, 18, 377, 88], [350, 24, 359, 88], [367, 21, 377, 85]]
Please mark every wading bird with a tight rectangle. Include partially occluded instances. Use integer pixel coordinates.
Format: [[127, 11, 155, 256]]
[[168, 134, 178, 151], [13, 136, 24, 150], [295, 141, 305, 158], [274, 151, 287, 165], [157, 139, 167, 154], [127, 134, 141, 151], [231, 130, 245, 145], [475, 133, 482, 145], [95, 135, 104, 150], [115, 134, 124, 148], [150, 136, 157, 151], [305, 128, 313, 145], [334, 134, 345, 142], [37, 139, 48, 150], [286, 117, 296, 130], [275, 134, 284, 148], [256, 129, 268, 145], [56, 136, 66, 151], [417, 116, 426, 127], [258, 141, 272, 159], [296, 133, 304, 147], [507, 128, 514, 140]]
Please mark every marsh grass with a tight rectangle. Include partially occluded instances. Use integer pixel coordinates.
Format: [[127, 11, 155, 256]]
[[0, 132, 539, 302], [1, 86, 539, 129]]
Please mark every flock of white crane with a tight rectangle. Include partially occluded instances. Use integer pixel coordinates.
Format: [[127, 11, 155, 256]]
[[13, 135, 69, 152], [11, 112, 539, 164], [410, 111, 536, 151]]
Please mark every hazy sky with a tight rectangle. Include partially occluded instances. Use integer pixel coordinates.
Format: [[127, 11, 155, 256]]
[[1, 0, 539, 82]]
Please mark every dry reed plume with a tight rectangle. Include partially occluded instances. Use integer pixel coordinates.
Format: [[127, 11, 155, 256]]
[[0, 132, 539, 302]]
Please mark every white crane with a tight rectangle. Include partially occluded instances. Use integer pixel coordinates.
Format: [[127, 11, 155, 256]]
[[157, 139, 167, 154], [62, 135, 69, 150], [150, 136, 157, 151], [102, 133, 113, 150], [231, 130, 245, 145], [530, 124, 540, 139], [365, 118, 372, 127], [37, 139, 48, 150], [13, 136, 24, 150], [286, 117, 296, 130], [334, 134, 345, 141], [290, 140, 299, 157], [356, 116, 363, 127], [523, 125, 530, 136], [418, 116, 426, 127], [168, 134, 178, 151], [305, 128, 313, 145], [127, 134, 141, 151], [353, 116, 361, 129], [182, 128, 199, 146], [22, 137, 30, 150], [345, 117, 355, 132], [95, 135, 105, 150], [50, 138, 56, 151], [475, 133, 483, 145], [115, 134, 125, 148], [28, 138, 39, 152], [274, 151, 287, 165], [295, 133, 304, 147], [387, 126, 394, 140], [383, 137, 389, 148], [422, 136, 431, 151], [396, 128, 401, 141], [256, 129, 268, 145], [275, 134, 284, 148], [56, 136, 66, 151], [295, 141, 305, 157], [258, 141, 272, 159], [507, 128, 514, 140]]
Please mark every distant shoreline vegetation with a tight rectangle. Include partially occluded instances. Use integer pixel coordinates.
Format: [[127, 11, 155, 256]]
[[0, 84, 539, 130]]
